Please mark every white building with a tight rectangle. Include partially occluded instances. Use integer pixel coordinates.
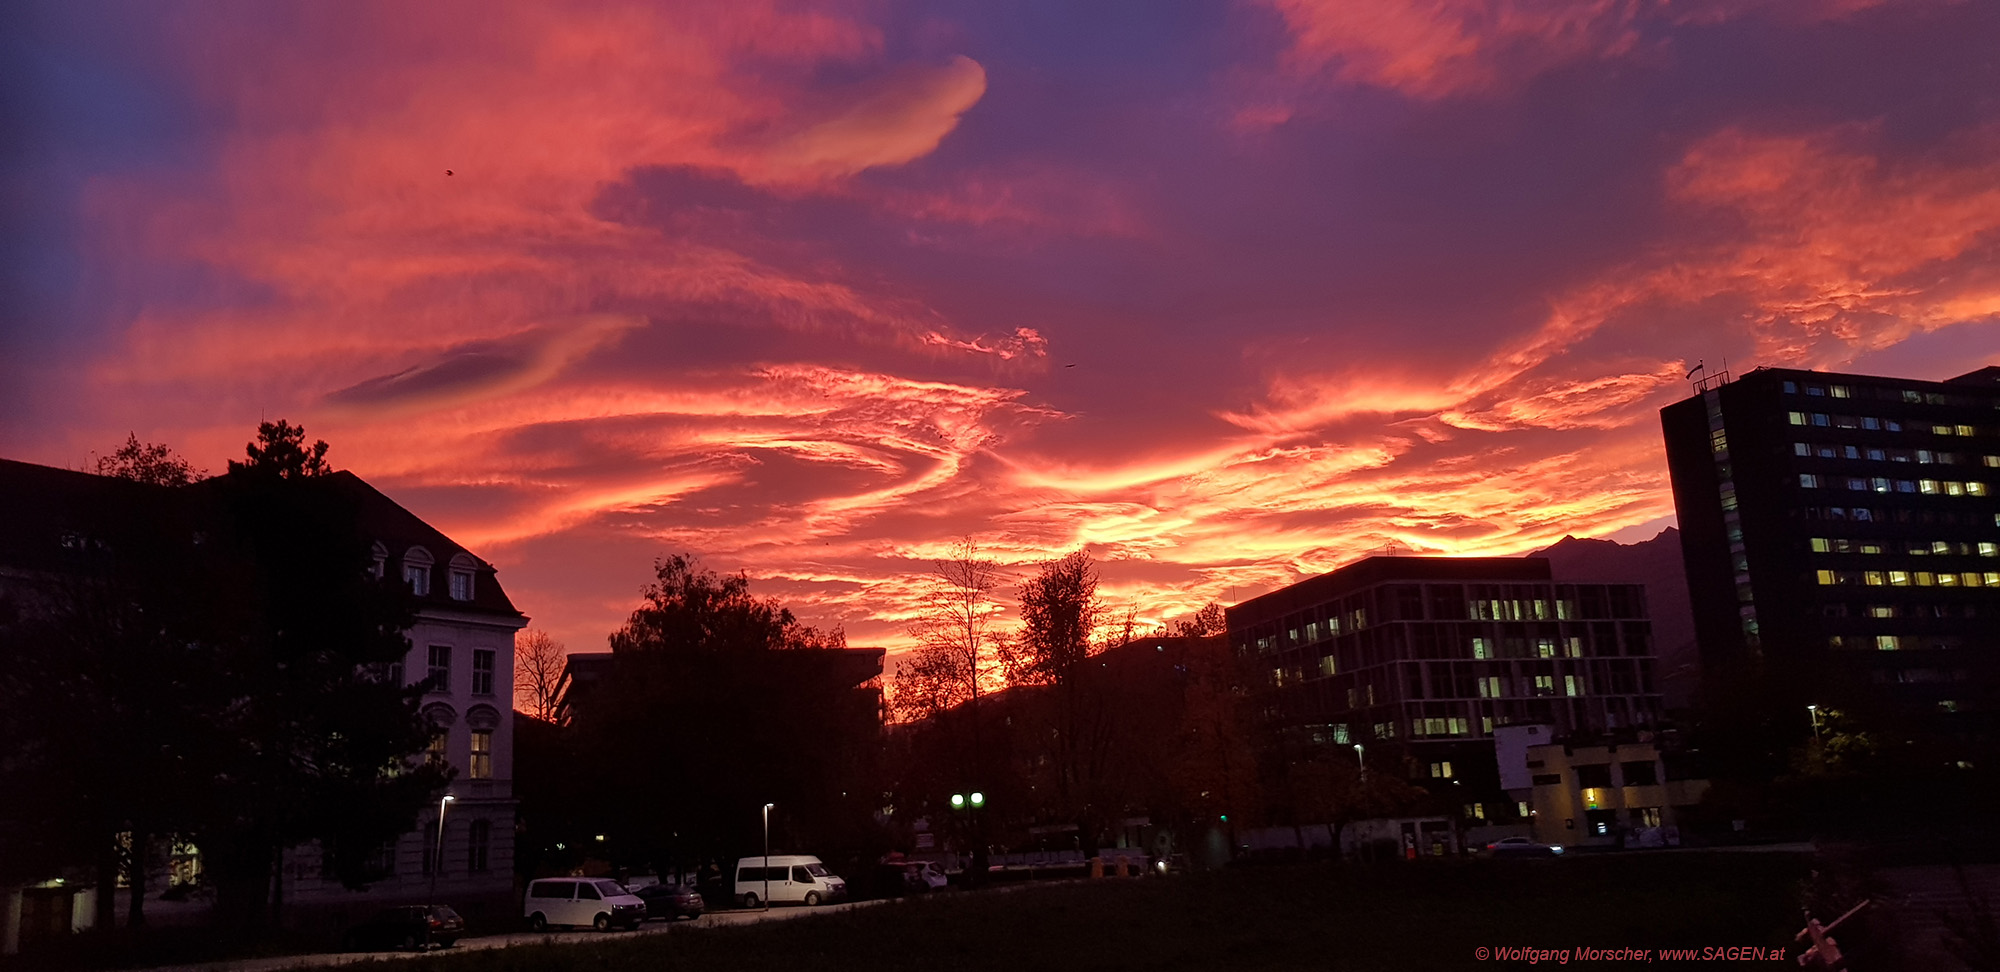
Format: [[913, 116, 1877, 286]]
[[276, 475, 528, 912]]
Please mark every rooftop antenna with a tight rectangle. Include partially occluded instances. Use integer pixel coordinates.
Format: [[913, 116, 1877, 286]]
[[1690, 356, 1732, 393]]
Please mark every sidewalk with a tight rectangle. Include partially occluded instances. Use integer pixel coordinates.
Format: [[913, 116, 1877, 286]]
[[130, 900, 887, 972]]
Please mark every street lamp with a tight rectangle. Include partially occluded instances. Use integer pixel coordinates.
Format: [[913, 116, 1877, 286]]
[[762, 803, 774, 910], [1808, 705, 1823, 742], [1354, 743, 1366, 782], [430, 794, 455, 900]]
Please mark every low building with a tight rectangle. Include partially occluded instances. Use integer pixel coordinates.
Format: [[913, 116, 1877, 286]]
[[1226, 556, 1665, 828], [1498, 727, 1708, 848]]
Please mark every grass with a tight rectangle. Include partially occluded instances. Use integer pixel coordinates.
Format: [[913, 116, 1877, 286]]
[[332, 853, 1814, 972]]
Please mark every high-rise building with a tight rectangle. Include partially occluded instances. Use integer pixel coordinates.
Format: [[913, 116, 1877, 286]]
[[1226, 557, 1661, 821], [1660, 366, 2000, 714]]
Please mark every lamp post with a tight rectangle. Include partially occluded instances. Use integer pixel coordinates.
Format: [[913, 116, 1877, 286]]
[[1808, 705, 1823, 742], [430, 794, 455, 900], [761, 803, 774, 911], [1354, 743, 1367, 783]]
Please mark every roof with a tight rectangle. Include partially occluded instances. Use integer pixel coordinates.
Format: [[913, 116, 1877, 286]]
[[0, 458, 522, 619], [1228, 556, 1555, 626]]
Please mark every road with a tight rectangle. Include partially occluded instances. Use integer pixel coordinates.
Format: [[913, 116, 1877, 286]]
[[147, 901, 889, 972]]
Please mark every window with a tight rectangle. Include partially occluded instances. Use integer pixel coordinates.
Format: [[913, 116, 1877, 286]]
[[469, 819, 491, 872], [428, 645, 452, 693], [472, 649, 494, 695], [450, 569, 474, 601], [1564, 675, 1582, 697], [1478, 676, 1504, 699], [1877, 635, 1901, 651], [427, 731, 448, 766], [1533, 674, 1556, 696], [577, 882, 601, 901], [470, 730, 492, 779], [1536, 638, 1557, 659], [793, 866, 814, 883], [1517, 801, 1532, 818], [1621, 761, 1659, 786], [402, 546, 433, 596], [1465, 803, 1486, 821], [1799, 474, 1819, 488], [1429, 761, 1454, 779], [1471, 637, 1492, 659]]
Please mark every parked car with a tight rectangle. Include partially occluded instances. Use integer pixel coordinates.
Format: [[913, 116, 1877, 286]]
[[633, 880, 706, 920], [1484, 836, 1564, 858], [733, 855, 847, 907], [523, 878, 648, 931], [341, 904, 464, 951]]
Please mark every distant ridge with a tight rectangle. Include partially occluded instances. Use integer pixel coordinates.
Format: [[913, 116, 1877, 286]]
[[1529, 528, 1698, 711]]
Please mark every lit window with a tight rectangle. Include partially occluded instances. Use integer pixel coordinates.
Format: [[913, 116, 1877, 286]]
[[1430, 761, 1454, 779], [1566, 637, 1582, 658], [1478, 676, 1503, 699], [1581, 787, 1605, 810], [1534, 674, 1556, 696], [1816, 570, 1836, 586], [1564, 675, 1581, 697], [1789, 411, 1807, 425], [470, 731, 492, 779], [1877, 635, 1900, 651], [1889, 571, 1910, 587], [1959, 425, 1977, 437], [1471, 637, 1492, 659], [427, 731, 448, 766], [1799, 474, 1819, 488], [1319, 655, 1336, 676], [1537, 639, 1556, 659], [1970, 482, 1990, 496], [1811, 538, 1830, 552], [1517, 801, 1531, 818]]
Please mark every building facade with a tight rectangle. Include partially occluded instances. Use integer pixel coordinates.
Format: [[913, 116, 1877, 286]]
[[281, 475, 528, 910], [0, 460, 526, 942], [1226, 557, 1663, 824], [1660, 366, 2000, 716]]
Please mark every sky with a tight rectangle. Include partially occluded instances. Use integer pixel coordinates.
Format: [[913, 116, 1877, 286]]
[[5, 0, 1999, 661]]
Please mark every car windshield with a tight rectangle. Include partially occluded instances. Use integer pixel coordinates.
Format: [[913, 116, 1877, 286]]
[[595, 880, 628, 896], [805, 864, 829, 877]]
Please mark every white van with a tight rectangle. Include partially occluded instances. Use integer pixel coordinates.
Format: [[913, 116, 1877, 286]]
[[734, 855, 846, 907], [523, 877, 648, 931]]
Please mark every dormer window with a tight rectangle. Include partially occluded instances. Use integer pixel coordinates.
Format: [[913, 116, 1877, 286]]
[[448, 553, 477, 602], [402, 546, 434, 596]]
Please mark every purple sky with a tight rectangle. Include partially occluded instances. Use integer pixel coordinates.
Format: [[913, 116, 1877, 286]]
[[5, 0, 1998, 660]]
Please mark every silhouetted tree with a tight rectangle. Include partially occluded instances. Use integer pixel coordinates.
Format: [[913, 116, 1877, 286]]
[[192, 422, 448, 927], [93, 433, 204, 486], [228, 419, 329, 479], [514, 629, 567, 722]]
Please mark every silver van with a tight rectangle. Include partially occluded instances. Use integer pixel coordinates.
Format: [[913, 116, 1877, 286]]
[[523, 877, 647, 931], [733, 855, 846, 907]]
